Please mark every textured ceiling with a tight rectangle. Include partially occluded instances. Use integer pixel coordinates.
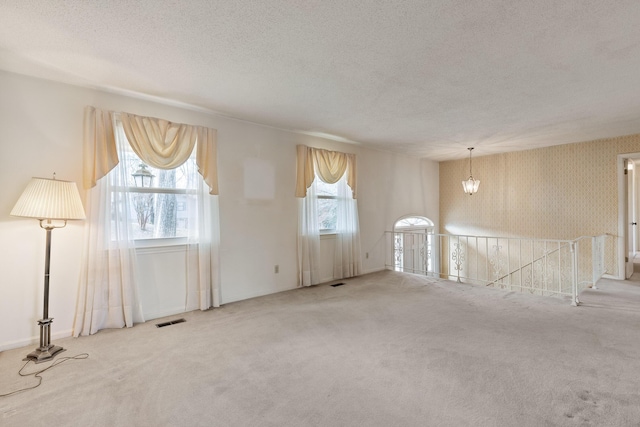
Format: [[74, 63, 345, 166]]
[[2, 1, 640, 160]]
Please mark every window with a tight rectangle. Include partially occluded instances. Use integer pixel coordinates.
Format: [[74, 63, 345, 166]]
[[113, 123, 200, 241], [395, 217, 433, 229], [316, 178, 338, 232], [314, 174, 354, 233]]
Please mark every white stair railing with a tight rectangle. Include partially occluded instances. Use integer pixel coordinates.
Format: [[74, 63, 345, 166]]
[[385, 231, 612, 306]]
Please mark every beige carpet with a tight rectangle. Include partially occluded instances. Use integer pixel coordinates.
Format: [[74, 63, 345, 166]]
[[1, 270, 640, 426]]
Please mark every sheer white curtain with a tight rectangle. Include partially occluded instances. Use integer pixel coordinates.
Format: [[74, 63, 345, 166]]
[[297, 178, 321, 286], [75, 106, 220, 336], [185, 176, 221, 310], [334, 174, 362, 278], [74, 116, 144, 336], [296, 145, 361, 286]]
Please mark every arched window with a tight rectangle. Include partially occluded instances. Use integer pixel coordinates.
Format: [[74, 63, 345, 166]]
[[395, 217, 434, 229], [393, 216, 434, 275]]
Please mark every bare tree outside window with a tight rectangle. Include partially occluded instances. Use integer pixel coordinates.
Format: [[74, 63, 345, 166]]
[[116, 147, 198, 240], [133, 192, 154, 231], [316, 178, 338, 232], [154, 169, 178, 238]]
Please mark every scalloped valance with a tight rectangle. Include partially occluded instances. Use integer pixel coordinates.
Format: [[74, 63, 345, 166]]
[[295, 145, 357, 198], [83, 106, 218, 195]]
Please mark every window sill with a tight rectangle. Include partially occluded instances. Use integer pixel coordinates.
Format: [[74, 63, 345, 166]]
[[134, 237, 191, 248], [320, 232, 337, 240]]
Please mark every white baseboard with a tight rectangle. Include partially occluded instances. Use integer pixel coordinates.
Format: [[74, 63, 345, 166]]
[[361, 267, 387, 275], [143, 307, 189, 322], [318, 276, 335, 284], [222, 283, 298, 304], [0, 328, 73, 353]]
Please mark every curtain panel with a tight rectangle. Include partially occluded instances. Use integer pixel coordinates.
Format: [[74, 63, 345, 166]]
[[82, 107, 118, 190], [334, 176, 362, 278], [74, 115, 144, 336], [297, 179, 321, 286]]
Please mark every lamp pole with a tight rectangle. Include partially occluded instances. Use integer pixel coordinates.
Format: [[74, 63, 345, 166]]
[[26, 221, 67, 363]]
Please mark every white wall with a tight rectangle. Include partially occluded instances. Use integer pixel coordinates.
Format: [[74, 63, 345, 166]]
[[0, 70, 439, 351], [136, 245, 189, 320]]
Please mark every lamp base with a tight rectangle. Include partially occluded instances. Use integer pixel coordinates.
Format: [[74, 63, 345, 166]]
[[24, 344, 65, 364], [25, 317, 65, 363]]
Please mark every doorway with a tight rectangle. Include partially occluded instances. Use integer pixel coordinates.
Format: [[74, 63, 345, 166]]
[[618, 154, 640, 279], [393, 216, 434, 275]]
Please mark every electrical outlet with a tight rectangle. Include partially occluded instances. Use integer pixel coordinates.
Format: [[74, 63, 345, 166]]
[[275, 265, 279, 274]]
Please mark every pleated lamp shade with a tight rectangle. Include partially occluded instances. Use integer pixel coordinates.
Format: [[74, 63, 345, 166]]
[[11, 177, 86, 220]]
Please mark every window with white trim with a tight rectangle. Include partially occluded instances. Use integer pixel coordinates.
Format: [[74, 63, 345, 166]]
[[316, 178, 338, 232], [113, 123, 200, 241]]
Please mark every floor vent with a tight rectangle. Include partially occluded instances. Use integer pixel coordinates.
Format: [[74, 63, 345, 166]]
[[156, 318, 186, 328], [331, 282, 345, 287]]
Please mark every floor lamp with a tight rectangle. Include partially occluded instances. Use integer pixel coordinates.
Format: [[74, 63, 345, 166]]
[[11, 175, 85, 363]]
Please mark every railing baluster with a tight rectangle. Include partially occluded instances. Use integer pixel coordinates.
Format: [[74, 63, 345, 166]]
[[519, 239, 523, 291], [592, 236, 597, 288], [485, 238, 489, 286], [571, 242, 579, 306], [543, 241, 547, 296], [456, 235, 461, 282], [559, 242, 563, 295], [507, 238, 511, 290], [464, 236, 477, 286], [530, 239, 534, 293], [576, 239, 579, 291], [476, 236, 479, 285]]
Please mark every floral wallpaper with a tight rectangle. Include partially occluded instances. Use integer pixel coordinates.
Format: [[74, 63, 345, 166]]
[[440, 133, 640, 278]]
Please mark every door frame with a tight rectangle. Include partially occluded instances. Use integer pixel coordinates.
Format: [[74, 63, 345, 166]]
[[392, 215, 435, 275], [617, 154, 639, 279]]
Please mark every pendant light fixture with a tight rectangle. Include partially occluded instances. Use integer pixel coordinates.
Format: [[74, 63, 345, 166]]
[[462, 147, 480, 195]]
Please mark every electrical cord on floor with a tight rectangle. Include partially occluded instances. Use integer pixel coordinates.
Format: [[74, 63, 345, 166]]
[[0, 353, 89, 397]]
